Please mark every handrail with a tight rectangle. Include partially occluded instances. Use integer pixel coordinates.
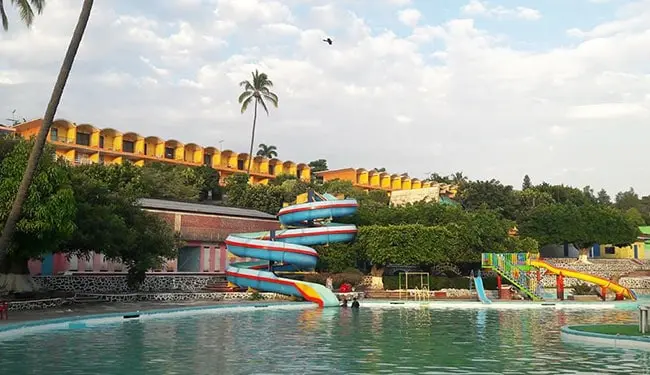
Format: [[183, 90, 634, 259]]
[[484, 253, 543, 301]]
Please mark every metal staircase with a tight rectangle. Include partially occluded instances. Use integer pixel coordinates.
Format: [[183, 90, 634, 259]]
[[482, 253, 544, 301]]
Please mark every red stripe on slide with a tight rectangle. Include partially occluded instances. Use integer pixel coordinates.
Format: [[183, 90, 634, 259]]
[[225, 271, 323, 307], [225, 270, 296, 286], [266, 228, 357, 239], [225, 239, 318, 257], [279, 202, 358, 215]]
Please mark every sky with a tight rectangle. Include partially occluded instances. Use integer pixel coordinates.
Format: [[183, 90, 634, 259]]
[[1, 0, 650, 196]]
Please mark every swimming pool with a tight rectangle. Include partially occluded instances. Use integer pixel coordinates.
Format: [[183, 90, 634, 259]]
[[0, 303, 648, 374]]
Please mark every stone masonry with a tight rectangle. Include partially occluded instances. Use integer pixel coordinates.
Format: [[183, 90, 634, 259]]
[[33, 274, 224, 294]]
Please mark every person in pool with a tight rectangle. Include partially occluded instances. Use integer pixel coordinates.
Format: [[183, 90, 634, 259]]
[[351, 297, 359, 309], [340, 298, 348, 307]]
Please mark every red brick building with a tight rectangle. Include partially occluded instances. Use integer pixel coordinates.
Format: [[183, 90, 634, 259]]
[[140, 198, 280, 272], [29, 198, 280, 275]]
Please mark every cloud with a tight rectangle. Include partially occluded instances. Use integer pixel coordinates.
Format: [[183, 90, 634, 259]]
[[461, 0, 542, 20], [2, 0, 650, 195], [397, 8, 421, 27]]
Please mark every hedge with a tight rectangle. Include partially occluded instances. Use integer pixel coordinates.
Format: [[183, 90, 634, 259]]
[[382, 275, 499, 291]]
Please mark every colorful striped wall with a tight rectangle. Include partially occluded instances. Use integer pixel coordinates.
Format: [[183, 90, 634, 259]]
[[28, 242, 256, 275]]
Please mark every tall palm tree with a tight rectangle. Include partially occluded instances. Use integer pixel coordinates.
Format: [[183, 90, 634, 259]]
[[0, 0, 94, 265], [256, 143, 277, 158], [1, 0, 45, 31], [238, 70, 278, 175]]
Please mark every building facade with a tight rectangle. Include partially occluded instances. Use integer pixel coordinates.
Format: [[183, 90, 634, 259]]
[[315, 168, 458, 198], [28, 198, 280, 275], [14, 119, 311, 185]]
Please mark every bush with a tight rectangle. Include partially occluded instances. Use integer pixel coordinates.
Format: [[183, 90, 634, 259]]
[[572, 282, 597, 295], [382, 275, 499, 291], [303, 270, 365, 290]]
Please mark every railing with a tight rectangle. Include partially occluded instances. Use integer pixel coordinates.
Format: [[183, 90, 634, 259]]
[[50, 136, 75, 143], [482, 253, 543, 301]]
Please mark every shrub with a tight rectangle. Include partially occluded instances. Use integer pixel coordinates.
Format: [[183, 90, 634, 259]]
[[572, 282, 597, 295], [381, 275, 499, 291], [303, 270, 365, 290]]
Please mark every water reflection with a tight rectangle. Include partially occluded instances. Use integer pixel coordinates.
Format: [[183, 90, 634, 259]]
[[0, 307, 648, 374]]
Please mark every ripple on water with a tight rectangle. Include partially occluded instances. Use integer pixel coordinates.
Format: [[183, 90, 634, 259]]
[[0, 307, 649, 374]]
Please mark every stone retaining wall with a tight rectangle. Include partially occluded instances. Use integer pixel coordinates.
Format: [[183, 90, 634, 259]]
[[539, 259, 650, 288], [34, 274, 224, 294]]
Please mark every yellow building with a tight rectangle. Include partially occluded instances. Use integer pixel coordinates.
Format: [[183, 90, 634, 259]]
[[315, 168, 458, 197], [14, 119, 311, 185], [594, 242, 646, 259]]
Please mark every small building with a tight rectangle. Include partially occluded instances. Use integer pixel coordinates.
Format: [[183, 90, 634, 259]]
[[28, 198, 279, 275]]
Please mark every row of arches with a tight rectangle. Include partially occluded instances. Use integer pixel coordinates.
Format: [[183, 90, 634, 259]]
[[44, 119, 310, 179]]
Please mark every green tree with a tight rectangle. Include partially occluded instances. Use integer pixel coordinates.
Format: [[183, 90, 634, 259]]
[[514, 188, 555, 219], [533, 183, 591, 206], [256, 143, 278, 158], [140, 162, 205, 201], [308, 159, 328, 173], [62, 163, 181, 289], [0, 0, 94, 266], [519, 203, 638, 263], [624, 207, 646, 227], [193, 165, 220, 201], [238, 70, 279, 174], [596, 188, 612, 206], [615, 188, 640, 211], [459, 179, 519, 220], [0, 137, 76, 292], [522, 175, 532, 190], [1, 0, 44, 31]]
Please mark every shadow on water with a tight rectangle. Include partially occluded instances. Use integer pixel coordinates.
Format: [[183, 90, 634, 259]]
[[0, 306, 649, 374]]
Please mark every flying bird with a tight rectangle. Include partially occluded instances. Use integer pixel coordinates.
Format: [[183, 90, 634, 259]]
[[323, 37, 333, 45]]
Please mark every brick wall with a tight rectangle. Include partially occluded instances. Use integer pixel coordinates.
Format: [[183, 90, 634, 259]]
[[145, 209, 280, 242]]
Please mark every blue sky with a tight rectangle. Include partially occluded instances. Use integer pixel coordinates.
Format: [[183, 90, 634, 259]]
[[2, 0, 650, 195]]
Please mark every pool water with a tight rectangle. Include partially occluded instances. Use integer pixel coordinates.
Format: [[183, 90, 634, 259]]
[[1, 305, 649, 374]]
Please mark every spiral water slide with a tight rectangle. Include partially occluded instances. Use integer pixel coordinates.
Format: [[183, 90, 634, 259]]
[[225, 193, 358, 307]]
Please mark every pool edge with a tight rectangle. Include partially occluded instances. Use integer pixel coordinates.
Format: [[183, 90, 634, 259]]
[[0, 301, 316, 340], [561, 324, 650, 350]]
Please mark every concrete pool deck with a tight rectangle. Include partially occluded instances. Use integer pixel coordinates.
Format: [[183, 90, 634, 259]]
[[0, 297, 640, 326], [0, 300, 273, 325]]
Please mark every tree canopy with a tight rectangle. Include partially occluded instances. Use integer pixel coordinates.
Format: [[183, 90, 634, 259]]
[[0, 136, 75, 272], [519, 203, 639, 250]]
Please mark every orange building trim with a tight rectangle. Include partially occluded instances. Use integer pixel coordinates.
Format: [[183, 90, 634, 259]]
[[13, 118, 311, 185]]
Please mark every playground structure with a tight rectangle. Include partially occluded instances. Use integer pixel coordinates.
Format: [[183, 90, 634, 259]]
[[481, 253, 637, 302], [397, 272, 431, 301], [225, 190, 358, 308]]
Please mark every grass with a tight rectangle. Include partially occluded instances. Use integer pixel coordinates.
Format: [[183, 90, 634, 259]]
[[571, 324, 648, 337]]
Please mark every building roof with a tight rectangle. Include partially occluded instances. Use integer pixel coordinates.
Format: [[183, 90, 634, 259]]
[[314, 168, 356, 175], [137, 198, 277, 220], [0, 125, 16, 133]]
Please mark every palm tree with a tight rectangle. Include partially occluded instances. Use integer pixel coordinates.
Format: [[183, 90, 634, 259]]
[[256, 143, 278, 158], [0, 0, 94, 265], [238, 70, 279, 174], [1, 0, 45, 31]]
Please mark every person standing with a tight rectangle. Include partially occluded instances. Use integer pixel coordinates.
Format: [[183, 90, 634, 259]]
[[326, 276, 333, 290]]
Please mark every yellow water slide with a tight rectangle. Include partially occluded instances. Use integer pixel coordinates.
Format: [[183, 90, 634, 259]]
[[529, 260, 637, 301]]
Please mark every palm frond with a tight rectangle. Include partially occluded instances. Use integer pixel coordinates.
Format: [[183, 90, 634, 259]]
[[256, 149, 265, 156], [240, 96, 253, 113], [238, 91, 253, 104], [14, 0, 35, 27], [257, 97, 270, 116], [239, 80, 254, 91], [1, 1, 8, 31], [262, 92, 279, 107]]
